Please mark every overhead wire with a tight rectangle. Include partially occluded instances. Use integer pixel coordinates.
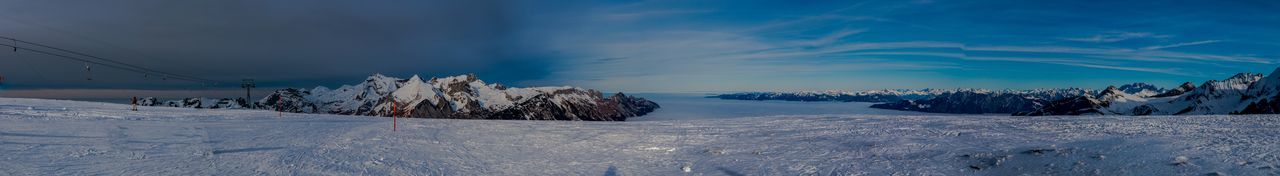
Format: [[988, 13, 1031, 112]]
[[0, 42, 211, 83], [0, 12, 228, 86], [0, 36, 222, 84]]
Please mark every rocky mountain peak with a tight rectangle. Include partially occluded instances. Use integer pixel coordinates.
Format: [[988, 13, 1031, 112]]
[[1116, 83, 1163, 97], [1152, 82, 1197, 98], [1100, 86, 1121, 95], [247, 73, 659, 121], [1178, 82, 1196, 89]]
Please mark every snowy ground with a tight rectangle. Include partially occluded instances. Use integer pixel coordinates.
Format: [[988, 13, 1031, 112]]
[[2, 98, 1280, 175]]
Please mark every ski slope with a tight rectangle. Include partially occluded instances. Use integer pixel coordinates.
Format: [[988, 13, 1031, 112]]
[[2, 98, 1279, 175]]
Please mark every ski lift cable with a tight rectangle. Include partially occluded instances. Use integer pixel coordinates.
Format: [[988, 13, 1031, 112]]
[[0, 36, 220, 83], [0, 15, 219, 84], [0, 42, 209, 83], [0, 41, 212, 83]]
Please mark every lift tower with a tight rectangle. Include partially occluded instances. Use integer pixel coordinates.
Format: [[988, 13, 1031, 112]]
[[241, 79, 255, 108]]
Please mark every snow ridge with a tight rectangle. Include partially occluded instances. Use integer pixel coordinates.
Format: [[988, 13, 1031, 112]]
[[1019, 68, 1280, 116], [257, 73, 658, 121]]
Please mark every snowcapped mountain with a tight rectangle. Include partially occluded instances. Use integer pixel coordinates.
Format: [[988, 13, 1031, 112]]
[[1116, 83, 1164, 97], [1152, 82, 1196, 98], [708, 89, 950, 102], [305, 74, 402, 115], [1018, 69, 1280, 116], [138, 73, 658, 121], [253, 74, 658, 121]]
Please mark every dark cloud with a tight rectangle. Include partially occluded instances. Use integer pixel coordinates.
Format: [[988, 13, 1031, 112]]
[[0, 0, 552, 91]]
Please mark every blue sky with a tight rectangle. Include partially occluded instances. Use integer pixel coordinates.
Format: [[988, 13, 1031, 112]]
[[517, 0, 1280, 92], [1, 0, 1279, 96]]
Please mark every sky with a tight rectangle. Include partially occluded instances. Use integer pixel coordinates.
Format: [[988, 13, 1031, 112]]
[[1, 0, 1279, 98]]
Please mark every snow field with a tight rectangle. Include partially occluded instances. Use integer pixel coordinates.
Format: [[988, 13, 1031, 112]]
[[2, 98, 1279, 175]]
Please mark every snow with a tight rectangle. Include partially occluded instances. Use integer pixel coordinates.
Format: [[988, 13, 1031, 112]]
[[3, 97, 1280, 175], [389, 75, 440, 107], [307, 74, 402, 114], [283, 74, 604, 116], [466, 80, 515, 110]]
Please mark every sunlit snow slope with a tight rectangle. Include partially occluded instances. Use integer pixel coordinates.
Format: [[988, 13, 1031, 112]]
[[2, 98, 1279, 175]]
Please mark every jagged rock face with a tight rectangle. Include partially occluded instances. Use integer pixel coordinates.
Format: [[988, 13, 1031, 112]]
[[1152, 82, 1195, 98], [1238, 98, 1280, 114], [142, 97, 246, 109], [257, 88, 317, 113], [1012, 96, 1106, 116], [1097, 86, 1127, 102], [255, 74, 659, 121], [1236, 68, 1280, 114], [1117, 83, 1164, 97], [138, 97, 159, 106]]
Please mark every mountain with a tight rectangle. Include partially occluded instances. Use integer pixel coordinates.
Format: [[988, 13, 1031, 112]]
[[137, 97, 249, 109], [1116, 83, 1164, 97], [867, 88, 1095, 114], [147, 74, 659, 121], [1012, 86, 1145, 116], [1151, 82, 1196, 98], [710, 88, 1100, 114], [708, 89, 950, 102], [352, 74, 659, 120], [1017, 70, 1278, 116], [304, 74, 402, 115]]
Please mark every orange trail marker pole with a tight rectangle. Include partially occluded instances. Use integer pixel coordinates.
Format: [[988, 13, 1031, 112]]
[[277, 98, 282, 117]]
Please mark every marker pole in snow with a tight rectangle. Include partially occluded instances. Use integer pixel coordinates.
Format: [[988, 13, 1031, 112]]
[[392, 102, 398, 131], [276, 98, 282, 117]]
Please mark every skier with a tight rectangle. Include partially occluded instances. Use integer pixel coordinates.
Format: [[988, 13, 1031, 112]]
[[131, 97, 138, 111]]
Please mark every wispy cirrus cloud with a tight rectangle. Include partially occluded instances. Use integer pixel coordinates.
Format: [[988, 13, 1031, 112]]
[[964, 56, 1190, 76], [594, 9, 714, 21], [965, 45, 1271, 64], [1060, 32, 1171, 43], [1142, 40, 1223, 50], [788, 28, 867, 47], [525, 0, 1280, 92]]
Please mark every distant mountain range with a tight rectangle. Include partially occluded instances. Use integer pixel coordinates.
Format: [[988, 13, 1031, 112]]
[[869, 88, 1098, 114], [139, 74, 659, 121], [707, 89, 946, 102], [712, 67, 1280, 116], [710, 88, 1100, 114]]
